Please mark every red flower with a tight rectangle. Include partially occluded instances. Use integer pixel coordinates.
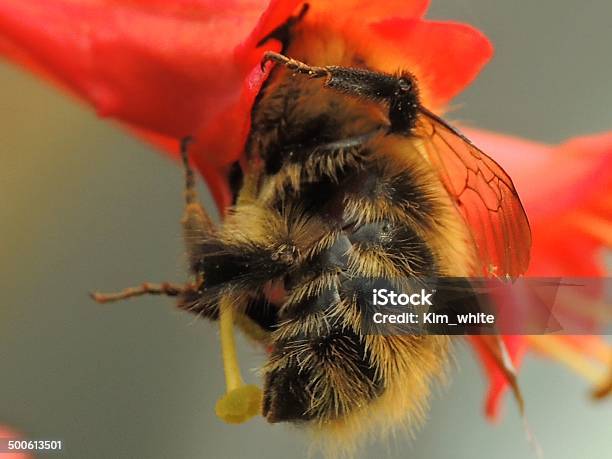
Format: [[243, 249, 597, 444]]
[[0, 0, 490, 208], [0, 426, 32, 459], [1, 0, 610, 421], [464, 128, 612, 418]]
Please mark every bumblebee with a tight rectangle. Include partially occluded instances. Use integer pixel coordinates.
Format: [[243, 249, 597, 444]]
[[93, 4, 530, 450]]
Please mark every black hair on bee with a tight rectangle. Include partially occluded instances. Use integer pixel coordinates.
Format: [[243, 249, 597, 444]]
[[92, 5, 530, 455]]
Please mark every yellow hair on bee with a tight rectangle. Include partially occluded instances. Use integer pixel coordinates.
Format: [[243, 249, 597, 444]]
[[370, 135, 477, 277], [249, 17, 478, 456], [308, 335, 450, 458], [190, 9, 488, 457], [92, 6, 528, 454]]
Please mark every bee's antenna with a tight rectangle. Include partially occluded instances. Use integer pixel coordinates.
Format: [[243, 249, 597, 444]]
[[180, 135, 197, 206], [89, 136, 203, 306]]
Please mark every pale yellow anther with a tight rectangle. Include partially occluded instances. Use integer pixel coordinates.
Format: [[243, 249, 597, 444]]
[[215, 296, 263, 424]]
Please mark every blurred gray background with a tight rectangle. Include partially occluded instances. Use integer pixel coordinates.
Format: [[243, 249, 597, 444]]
[[1, 1, 611, 458]]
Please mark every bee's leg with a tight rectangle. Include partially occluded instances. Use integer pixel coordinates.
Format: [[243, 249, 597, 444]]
[[262, 51, 420, 134], [179, 136, 215, 272], [92, 137, 212, 306], [262, 51, 328, 77], [175, 140, 264, 422], [90, 282, 192, 303], [179, 139, 268, 422]]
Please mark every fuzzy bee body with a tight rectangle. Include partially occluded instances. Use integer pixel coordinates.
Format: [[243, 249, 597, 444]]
[[182, 22, 479, 441], [93, 10, 530, 450]]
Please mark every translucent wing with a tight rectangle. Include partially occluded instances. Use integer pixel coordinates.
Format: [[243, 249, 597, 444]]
[[415, 108, 531, 277]]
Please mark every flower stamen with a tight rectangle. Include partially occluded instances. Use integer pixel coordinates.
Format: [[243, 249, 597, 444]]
[[215, 296, 262, 424]]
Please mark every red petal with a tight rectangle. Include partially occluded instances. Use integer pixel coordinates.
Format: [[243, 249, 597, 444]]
[[0, 0, 492, 210], [464, 128, 612, 276], [469, 335, 528, 420], [0, 426, 32, 459], [465, 128, 612, 418], [126, 126, 233, 209], [370, 19, 493, 109], [310, 0, 429, 21], [0, 1, 254, 134], [0, 0, 301, 210], [240, 0, 303, 65]]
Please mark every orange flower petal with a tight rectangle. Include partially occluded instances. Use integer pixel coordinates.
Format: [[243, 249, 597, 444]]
[[0, 426, 32, 459], [311, 0, 430, 22], [465, 128, 612, 417], [470, 335, 528, 420], [370, 18, 493, 109]]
